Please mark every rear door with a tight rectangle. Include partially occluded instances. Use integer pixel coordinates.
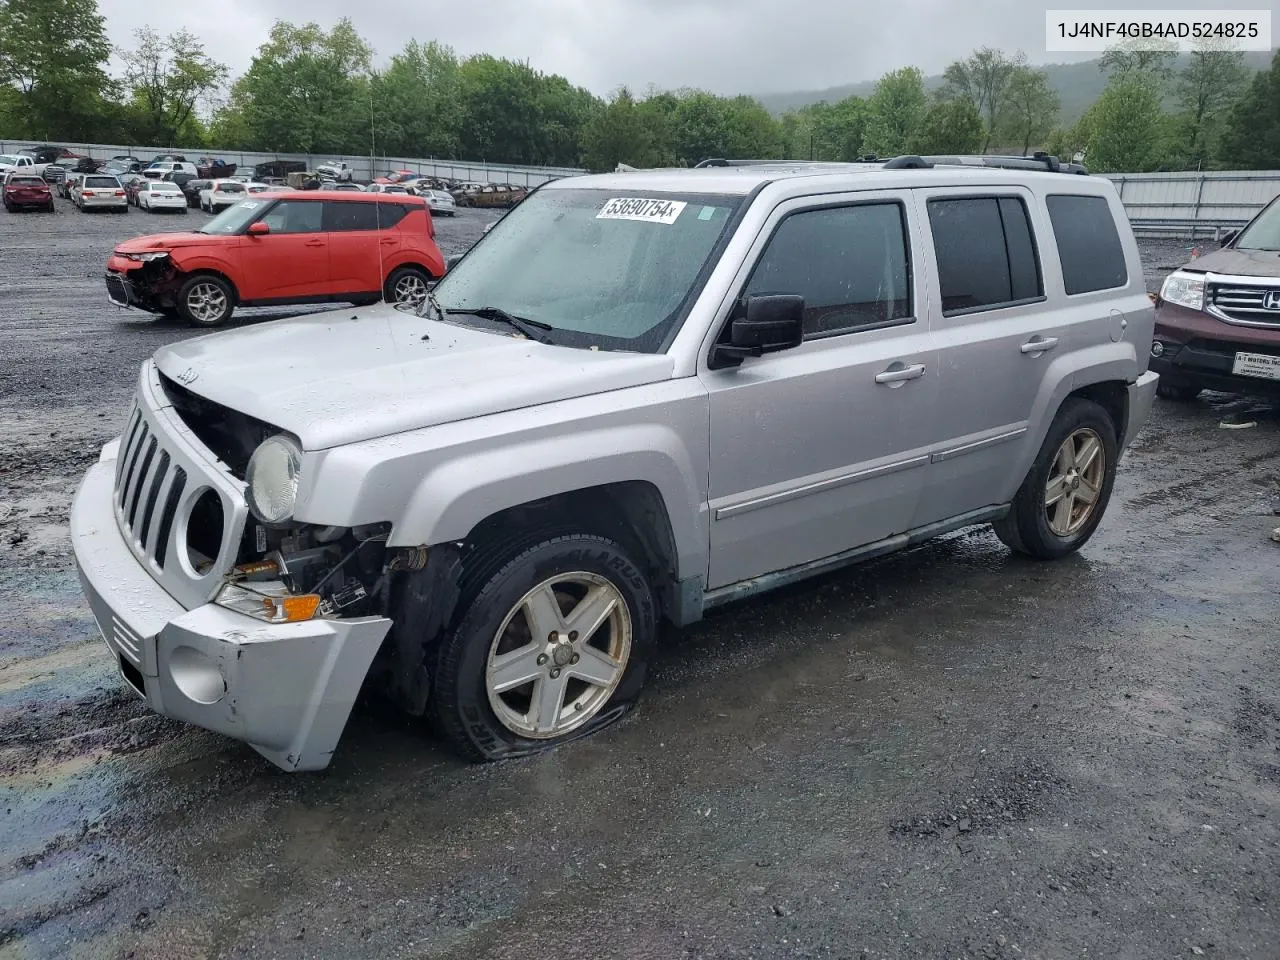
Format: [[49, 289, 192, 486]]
[[238, 198, 329, 301], [910, 187, 1069, 526], [323, 200, 405, 296]]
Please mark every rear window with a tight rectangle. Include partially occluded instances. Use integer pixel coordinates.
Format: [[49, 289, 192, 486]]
[[927, 196, 1043, 315], [9, 176, 44, 186], [153, 183, 182, 193], [85, 177, 119, 188], [1045, 195, 1127, 294], [324, 201, 414, 231], [218, 182, 246, 193]]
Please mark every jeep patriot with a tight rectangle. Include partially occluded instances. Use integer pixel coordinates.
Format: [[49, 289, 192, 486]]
[[71, 155, 1159, 771]]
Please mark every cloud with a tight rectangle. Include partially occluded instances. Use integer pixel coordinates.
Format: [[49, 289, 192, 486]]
[[96, 0, 1252, 97]]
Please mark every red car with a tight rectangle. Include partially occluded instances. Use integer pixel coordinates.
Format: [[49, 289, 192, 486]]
[[3, 173, 55, 212], [104, 191, 447, 327]]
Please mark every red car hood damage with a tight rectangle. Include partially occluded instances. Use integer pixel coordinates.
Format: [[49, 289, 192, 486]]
[[114, 233, 225, 253]]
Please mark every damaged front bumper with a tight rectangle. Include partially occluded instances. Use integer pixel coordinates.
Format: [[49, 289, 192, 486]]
[[70, 449, 391, 772]]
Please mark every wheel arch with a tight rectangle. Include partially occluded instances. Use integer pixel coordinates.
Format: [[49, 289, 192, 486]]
[[170, 262, 240, 303]]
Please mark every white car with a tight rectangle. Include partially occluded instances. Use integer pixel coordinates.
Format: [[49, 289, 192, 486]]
[[366, 183, 409, 195], [199, 179, 248, 212], [315, 160, 353, 181], [244, 182, 274, 195], [422, 189, 457, 217], [143, 161, 198, 179], [328, 182, 364, 192], [72, 174, 127, 212], [0, 154, 37, 177], [137, 180, 188, 213]]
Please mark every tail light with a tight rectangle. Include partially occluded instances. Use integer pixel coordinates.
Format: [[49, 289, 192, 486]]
[[115, 190, 125, 196]]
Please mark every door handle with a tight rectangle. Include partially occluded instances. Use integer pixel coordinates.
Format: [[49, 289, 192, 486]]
[[304, 239, 325, 246], [380, 238, 397, 244], [874, 362, 926, 385], [1020, 336, 1060, 354]]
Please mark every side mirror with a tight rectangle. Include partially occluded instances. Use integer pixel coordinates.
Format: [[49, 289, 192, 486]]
[[1219, 229, 1238, 247], [712, 294, 805, 367], [247, 222, 270, 236]]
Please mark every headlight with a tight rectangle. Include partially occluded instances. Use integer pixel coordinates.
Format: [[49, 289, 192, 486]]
[[124, 251, 169, 262], [245, 435, 302, 524], [1159, 270, 1205, 311]]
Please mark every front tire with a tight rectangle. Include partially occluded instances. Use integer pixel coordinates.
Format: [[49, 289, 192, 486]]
[[177, 274, 235, 327], [993, 397, 1118, 560], [430, 533, 656, 762]]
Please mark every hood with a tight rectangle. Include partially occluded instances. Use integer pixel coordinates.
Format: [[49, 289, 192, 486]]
[[152, 304, 675, 450], [115, 232, 225, 253], [1179, 245, 1280, 279]]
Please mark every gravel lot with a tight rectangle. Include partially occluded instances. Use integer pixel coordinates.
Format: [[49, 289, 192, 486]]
[[0, 198, 1277, 960]]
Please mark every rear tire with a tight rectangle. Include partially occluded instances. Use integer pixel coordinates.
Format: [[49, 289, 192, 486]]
[[177, 274, 235, 327], [1156, 379, 1200, 401], [430, 533, 655, 762], [993, 397, 1118, 560], [385, 266, 432, 307]]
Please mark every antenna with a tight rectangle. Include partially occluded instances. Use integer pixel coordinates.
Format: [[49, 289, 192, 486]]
[[370, 77, 386, 306]]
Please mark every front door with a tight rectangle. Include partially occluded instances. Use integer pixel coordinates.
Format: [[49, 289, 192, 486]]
[[702, 194, 937, 590], [240, 199, 329, 301]]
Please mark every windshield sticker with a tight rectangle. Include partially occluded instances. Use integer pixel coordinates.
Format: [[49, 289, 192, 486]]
[[698, 206, 715, 221], [597, 197, 687, 224]]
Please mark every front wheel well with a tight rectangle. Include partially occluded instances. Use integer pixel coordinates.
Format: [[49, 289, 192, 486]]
[[174, 267, 239, 304], [461, 482, 680, 620], [1068, 381, 1127, 444]]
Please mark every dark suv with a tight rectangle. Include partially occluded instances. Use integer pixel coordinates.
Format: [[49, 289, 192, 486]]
[[1152, 196, 1280, 399]]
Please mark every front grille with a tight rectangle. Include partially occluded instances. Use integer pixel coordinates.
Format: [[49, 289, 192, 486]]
[[114, 406, 188, 570], [1209, 284, 1280, 326], [112, 615, 143, 666], [42, 167, 65, 183], [106, 274, 130, 306]]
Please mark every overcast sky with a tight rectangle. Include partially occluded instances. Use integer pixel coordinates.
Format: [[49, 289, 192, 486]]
[[97, 0, 1275, 96]]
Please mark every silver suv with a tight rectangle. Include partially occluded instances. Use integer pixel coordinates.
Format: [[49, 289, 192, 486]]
[[71, 156, 1158, 771]]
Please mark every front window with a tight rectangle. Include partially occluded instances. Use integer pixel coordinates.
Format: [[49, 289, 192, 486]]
[[1234, 198, 1280, 252], [199, 198, 274, 235], [432, 187, 742, 352]]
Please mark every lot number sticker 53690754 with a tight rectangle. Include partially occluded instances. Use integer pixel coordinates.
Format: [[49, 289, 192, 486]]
[[597, 197, 687, 224]]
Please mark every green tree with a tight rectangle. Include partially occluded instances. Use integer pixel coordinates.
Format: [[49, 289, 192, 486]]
[[119, 27, 226, 146], [669, 90, 733, 164], [1000, 66, 1059, 155], [583, 87, 673, 170], [1087, 73, 1164, 172], [941, 47, 1025, 152], [723, 95, 784, 159], [910, 98, 985, 154], [1176, 40, 1250, 169], [1099, 39, 1178, 87], [862, 67, 926, 157], [1220, 49, 1280, 168], [0, 0, 113, 140], [783, 96, 869, 161], [371, 41, 463, 158], [236, 19, 372, 154]]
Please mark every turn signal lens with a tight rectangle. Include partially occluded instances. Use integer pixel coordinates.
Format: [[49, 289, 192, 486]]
[[261, 594, 321, 623]]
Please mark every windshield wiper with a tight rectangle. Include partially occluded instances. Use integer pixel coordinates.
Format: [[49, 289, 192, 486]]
[[446, 306, 553, 343]]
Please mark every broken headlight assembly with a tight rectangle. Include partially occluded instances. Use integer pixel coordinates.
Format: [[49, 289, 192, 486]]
[[245, 434, 302, 525], [122, 251, 170, 263]]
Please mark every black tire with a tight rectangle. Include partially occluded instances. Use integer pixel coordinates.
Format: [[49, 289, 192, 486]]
[[992, 397, 1119, 560], [430, 533, 656, 763], [384, 265, 431, 305], [1156, 379, 1200, 401], [46, 201, 55, 213], [176, 273, 235, 327]]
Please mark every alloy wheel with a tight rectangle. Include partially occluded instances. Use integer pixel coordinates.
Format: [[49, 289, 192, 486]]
[[1045, 427, 1105, 536], [485, 572, 632, 739], [392, 273, 428, 306], [186, 282, 228, 325]]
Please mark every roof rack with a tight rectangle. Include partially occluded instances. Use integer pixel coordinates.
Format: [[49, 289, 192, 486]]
[[694, 152, 1089, 175]]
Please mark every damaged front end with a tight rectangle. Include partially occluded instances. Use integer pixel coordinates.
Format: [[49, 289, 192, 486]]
[[106, 252, 182, 312]]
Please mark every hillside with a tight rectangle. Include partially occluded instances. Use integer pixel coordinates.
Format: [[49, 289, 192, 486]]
[[756, 51, 1275, 124]]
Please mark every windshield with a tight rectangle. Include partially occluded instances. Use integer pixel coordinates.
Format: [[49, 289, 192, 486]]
[[433, 187, 741, 351], [0, 155, 19, 165], [1235, 198, 1280, 251], [199, 198, 270, 234]]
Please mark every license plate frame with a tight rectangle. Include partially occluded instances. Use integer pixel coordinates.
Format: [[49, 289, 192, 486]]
[[1231, 351, 1280, 381]]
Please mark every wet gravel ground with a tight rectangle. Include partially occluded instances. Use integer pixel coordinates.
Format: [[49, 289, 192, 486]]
[[1, 205, 1277, 959]]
